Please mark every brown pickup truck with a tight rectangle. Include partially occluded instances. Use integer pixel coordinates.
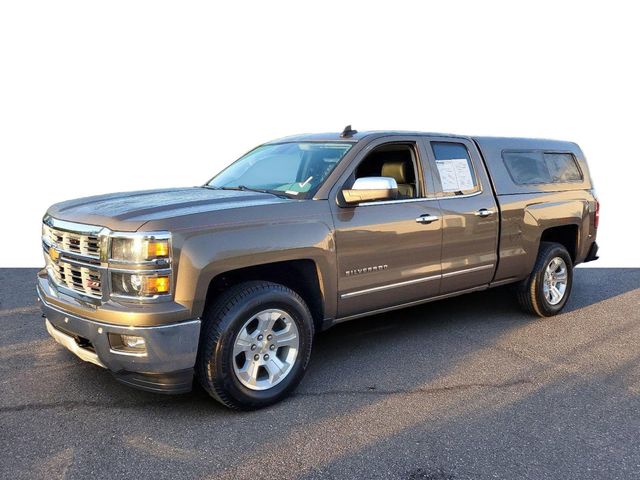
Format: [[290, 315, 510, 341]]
[[38, 127, 599, 409]]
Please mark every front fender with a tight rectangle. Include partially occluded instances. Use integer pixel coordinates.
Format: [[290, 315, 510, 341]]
[[172, 206, 336, 319]]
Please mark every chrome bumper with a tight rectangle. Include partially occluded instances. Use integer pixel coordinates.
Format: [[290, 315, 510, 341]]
[[39, 291, 201, 376], [45, 318, 106, 368]]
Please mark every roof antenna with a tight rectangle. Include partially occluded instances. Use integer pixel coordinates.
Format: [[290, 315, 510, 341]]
[[340, 125, 358, 138]]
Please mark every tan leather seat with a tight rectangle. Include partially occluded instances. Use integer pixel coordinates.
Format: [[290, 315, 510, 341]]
[[381, 161, 415, 198]]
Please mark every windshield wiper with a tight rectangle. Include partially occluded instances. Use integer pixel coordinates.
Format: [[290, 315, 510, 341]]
[[204, 185, 290, 199]]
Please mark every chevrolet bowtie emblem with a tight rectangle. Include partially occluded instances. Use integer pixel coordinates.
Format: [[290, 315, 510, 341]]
[[49, 246, 60, 262]]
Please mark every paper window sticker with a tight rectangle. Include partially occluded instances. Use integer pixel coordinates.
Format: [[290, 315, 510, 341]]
[[451, 159, 475, 191], [436, 159, 475, 192]]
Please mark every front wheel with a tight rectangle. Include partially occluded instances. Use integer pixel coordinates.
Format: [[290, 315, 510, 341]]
[[196, 281, 314, 410], [517, 242, 574, 317]]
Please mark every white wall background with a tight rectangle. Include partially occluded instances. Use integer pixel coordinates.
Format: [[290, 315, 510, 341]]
[[1, 1, 638, 267]]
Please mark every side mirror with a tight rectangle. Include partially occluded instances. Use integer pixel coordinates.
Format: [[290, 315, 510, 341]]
[[342, 177, 398, 205]]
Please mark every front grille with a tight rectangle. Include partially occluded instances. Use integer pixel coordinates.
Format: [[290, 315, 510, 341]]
[[50, 259, 102, 298], [45, 226, 101, 259], [43, 218, 104, 299]]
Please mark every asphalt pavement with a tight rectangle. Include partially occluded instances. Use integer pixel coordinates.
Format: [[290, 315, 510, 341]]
[[1, 268, 639, 480]]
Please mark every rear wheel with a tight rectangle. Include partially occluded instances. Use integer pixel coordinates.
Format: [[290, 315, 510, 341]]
[[196, 281, 313, 409], [517, 242, 573, 317]]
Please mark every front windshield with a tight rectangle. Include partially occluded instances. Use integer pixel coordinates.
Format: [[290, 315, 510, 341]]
[[207, 142, 352, 198]]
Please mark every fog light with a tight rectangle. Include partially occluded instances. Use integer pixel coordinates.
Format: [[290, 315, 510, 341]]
[[121, 334, 145, 349], [109, 333, 147, 355]]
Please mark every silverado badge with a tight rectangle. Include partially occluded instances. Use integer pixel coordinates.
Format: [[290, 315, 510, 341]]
[[345, 264, 388, 277]]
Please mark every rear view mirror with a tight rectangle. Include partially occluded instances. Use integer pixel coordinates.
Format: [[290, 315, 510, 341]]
[[342, 177, 398, 205]]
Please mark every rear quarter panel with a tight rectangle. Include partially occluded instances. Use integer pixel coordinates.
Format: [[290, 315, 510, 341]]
[[494, 190, 596, 282]]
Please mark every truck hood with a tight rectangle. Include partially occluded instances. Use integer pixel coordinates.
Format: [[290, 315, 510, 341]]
[[46, 187, 288, 231]]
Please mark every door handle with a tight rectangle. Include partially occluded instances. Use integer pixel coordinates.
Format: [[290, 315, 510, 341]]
[[416, 214, 439, 224], [475, 209, 494, 218]]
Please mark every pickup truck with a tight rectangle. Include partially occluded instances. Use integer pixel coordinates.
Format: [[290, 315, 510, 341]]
[[38, 127, 600, 409]]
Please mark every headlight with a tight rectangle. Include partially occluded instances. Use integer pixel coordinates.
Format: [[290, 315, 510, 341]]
[[111, 272, 171, 297], [108, 231, 172, 300], [110, 234, 171, 263]]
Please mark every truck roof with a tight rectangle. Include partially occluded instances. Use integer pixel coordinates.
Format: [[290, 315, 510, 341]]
[[266, 130, 579, 150], [472, 135, 579, 152], [265, 130, 470, 144]]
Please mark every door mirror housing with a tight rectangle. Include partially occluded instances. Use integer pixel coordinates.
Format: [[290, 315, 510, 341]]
[[342, 177, 399, 205]]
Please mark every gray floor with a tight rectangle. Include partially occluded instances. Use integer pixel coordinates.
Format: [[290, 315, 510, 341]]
[[1, 268, 639, 480]]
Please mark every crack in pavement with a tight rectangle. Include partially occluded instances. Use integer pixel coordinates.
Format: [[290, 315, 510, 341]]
[[0, 379, 532, 413], [294, 378, 533, 397], [0, 305, 40, 317], [0, 398, 196, 413]]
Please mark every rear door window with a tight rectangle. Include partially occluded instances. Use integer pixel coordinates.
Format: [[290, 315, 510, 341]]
[[431, 142, 480, 196], [503, 151, 582, 184]]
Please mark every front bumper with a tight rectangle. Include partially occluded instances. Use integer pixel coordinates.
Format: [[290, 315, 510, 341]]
[[38, 276, 201, 394]]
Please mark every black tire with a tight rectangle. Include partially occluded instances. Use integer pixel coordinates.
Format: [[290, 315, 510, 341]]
[[196, 281, 314, 410], [516, 242, 574, 317]]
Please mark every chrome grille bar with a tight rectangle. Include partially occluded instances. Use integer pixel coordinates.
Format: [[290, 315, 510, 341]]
[[44, 225, 101, 259], [42, 216, 108, 299], [50, 260, 102, 298]]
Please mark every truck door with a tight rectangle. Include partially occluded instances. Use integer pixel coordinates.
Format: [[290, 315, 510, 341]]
[[421, 137, 499, 294], [330, 137, 443, 318]]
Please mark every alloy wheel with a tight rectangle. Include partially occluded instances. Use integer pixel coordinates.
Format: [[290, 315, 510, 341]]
[[543, 256, 568, 305], [232, 309, 300, 390]]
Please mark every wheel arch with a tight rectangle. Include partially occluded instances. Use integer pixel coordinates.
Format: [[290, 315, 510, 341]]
[[518, 197, 589, 277], [203, 259, 327, 332], [538, 224, 579, 262]]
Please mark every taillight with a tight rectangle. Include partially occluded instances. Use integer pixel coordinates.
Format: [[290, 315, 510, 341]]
[[594, 199, 600, 229]]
